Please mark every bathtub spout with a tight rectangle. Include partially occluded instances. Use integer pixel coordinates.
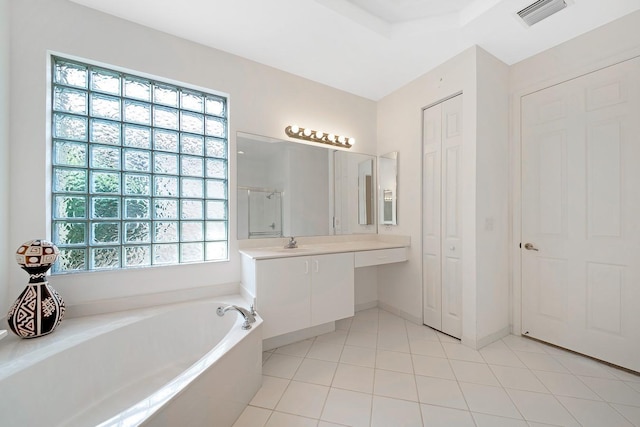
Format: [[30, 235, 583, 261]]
[[216, 305, 256, 330]]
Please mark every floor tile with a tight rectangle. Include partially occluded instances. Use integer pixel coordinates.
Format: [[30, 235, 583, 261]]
[[506, 389, 579, 426], [415, 375, 468, 410], [332, 363, 375, 393], [306, 341, 344, 362], [472, 412, 528, 427], [412, 354, 456, 380], [532, 370, 601, 400], [377, 330, 410, 353], [371, 395, 422, 427], [555, 355, 618, 379], [441, 342, 485, 363], [502, 335, 547, 354], [627, 381, 640, 393], [611, 403, 640, 426], [514, 351, 569, 373], [262, 353, 304, 379], [579, 376, 640, 406], [490, 365, 548, 392], [480, 346, 527, 368], [339, 344, 376, 368], [606, 366, 640, 383], [232, 405, 271, 427], [250, 375, 290, 409], [408, 338, 447, 358], [557, 396, 634, 427], [345, 331, 378, 349], [436, 331, 460, 343], [262, 351, 274, 364], [275, 380, 330, 419], [350, 317, 379, 334], [375, 349, 413, 373], [293, 358, 338, 386], [405, 322, 440, 342], [420, 404, 475, 427], [315, 330, 348, 346], [373, 369, 418, 401], [459, 382, 522, 419], [318, 422, 347, 427], [265, 411, 318, 427], [451, 360, 501, 386], [274, 339, 314, 357], [321, 388, 371, 427], [354, 307, 379, 321]]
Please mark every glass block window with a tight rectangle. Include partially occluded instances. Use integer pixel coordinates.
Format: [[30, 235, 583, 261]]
[[51, 56, 228, 272]]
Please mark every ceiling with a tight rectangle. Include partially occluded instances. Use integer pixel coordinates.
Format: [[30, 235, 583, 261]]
[[69, 0, 640, 100]]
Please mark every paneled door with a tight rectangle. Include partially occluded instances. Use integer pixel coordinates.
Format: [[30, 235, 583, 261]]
[[521, 57, 640, 372], [423, 94, 463, 339]]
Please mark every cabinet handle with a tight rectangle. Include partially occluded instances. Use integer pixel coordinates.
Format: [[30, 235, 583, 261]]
[[313, 260, 319, 273]]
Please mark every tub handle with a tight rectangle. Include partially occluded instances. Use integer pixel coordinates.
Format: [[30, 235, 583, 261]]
[[217, 305, 256, 330]]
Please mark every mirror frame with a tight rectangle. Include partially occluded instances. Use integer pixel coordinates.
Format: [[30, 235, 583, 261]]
[[379, 151, 398, 225]]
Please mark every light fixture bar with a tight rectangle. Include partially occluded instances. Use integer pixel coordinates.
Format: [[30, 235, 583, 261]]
[[517, 0, 567, 26], [285, 125, 354, 149]]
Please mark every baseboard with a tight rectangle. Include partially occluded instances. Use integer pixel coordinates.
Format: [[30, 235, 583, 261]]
[[355, 301, 378, 312], [463, 326, 511, 350], [262, 322, 335, 351], [377, 301, 422, 325]]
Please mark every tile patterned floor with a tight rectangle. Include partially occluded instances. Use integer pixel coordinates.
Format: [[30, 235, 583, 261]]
[[233, 307, 640, 427]]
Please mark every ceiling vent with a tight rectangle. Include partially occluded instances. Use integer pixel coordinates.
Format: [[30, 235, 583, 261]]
[[517, 0, 567, 26]]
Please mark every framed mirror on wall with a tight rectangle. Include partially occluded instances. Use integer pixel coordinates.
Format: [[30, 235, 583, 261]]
[[236, 132, 377, 239], [379, 151, 398, 225]]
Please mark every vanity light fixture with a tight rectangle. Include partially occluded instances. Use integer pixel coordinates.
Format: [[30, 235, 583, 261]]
[[285, 125, 355, 149]]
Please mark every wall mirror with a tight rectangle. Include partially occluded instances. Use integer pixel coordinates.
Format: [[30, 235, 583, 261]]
[[237, 132, 376, 239], [379, 151, 398, 225]]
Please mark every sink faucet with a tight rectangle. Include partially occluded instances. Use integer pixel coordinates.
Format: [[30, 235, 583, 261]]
[[285, 236, 298, 249], [216, 305, 257, 330]]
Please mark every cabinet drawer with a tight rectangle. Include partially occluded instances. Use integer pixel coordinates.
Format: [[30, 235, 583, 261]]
[[354, 248, 407, 268]]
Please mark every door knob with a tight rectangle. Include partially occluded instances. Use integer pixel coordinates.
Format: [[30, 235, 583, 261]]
[[524, 243, 539, 251]]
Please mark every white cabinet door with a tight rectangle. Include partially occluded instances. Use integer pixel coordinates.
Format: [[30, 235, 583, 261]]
[[256, 256, 311, 339], [311, 253, 355, 326], [521, 56, 640, 372], [422, 94, 463, 339]]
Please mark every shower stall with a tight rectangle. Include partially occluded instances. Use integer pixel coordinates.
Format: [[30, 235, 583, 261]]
[[237, 187, 283, 239]]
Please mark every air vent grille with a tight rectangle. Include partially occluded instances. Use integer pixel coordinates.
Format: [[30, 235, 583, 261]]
[[518, 0, 567, 26]]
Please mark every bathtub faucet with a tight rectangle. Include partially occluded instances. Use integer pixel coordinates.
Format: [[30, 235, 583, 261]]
[[216, 305, 256, 330]]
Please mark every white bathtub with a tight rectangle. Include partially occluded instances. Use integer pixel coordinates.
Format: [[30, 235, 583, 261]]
[[0, 295, 262, 427]]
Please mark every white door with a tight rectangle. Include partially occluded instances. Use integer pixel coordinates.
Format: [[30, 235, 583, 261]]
[[423, 94, 463, 338], [521, 57, 640, 372]]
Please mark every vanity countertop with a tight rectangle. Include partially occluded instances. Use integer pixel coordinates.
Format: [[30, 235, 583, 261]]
[[239, 239, 408, 260]]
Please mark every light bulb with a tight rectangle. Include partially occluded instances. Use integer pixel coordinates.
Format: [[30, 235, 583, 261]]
[[338, 135, 346, 144], [327, 134, 335, 142], [348, 137, 355, 145], [315, 131, 324, 140], [290, 125, 299, 134], [303, 128, 312, 137]]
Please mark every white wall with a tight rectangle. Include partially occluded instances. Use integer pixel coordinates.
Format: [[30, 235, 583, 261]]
[[5, 0, 376, 312], [376, 46, 510, 347], [509, 10, 640, 335], [475, 48, 510, 344], [0, 0, 10, 315], [376, 47, 478, 326]]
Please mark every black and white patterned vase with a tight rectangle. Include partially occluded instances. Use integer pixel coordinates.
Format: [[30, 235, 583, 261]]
[[7, 240, 66, 339]]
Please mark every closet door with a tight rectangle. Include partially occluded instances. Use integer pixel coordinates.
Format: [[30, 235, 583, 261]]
[[422, 94, 463, 338]]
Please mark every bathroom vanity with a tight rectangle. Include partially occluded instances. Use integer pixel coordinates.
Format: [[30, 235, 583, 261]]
[[240, 239, 408, 341]]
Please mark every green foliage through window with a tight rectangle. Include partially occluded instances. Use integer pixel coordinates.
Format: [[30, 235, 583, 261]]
[[51, 56, 228, 272]]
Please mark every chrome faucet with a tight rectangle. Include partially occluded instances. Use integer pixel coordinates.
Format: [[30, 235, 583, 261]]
[[216, 305, 256, 330], [285, 236, 298, 249]]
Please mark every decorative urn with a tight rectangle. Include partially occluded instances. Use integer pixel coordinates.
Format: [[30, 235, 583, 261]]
[[6, 240, 66, 338]]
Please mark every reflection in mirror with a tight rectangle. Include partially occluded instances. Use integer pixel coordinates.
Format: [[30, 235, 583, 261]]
[[237, 132, 376, 239], [334, 151, 376, 234], [358, 159, 374, 225], [379, 151, 398, 225]]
